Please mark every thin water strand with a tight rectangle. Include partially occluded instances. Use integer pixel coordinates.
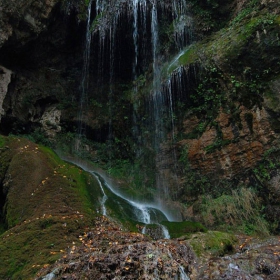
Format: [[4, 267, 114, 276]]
[[179, 265, 190, 280], [75, 0, 92, 150], [160, 224, 170, 239], [90, 172, 107, 216]]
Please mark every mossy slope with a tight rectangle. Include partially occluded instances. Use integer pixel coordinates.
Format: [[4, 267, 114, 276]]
[[0, 136, 102, 279]]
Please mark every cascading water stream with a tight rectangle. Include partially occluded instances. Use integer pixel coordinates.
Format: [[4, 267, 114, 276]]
[[131, 0, 148, 152], [179, 265, 191, 280], [151, 0, 163, 145], [167, 249, 190, 280], [71, 0, 196, 239], [90, 172, 107, 216], [149, 1, 191, 204], [75, 0, 92, 150], [132, 0, 139, 76], [90, 169, 174, 238], [60, 155, 174, 238], [159, 224, 170, 239], [96, 0, 106, 14], [100, 175, 171, 224]]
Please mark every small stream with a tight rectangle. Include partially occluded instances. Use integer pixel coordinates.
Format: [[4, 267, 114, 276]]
[[62, 156, 177, 239]]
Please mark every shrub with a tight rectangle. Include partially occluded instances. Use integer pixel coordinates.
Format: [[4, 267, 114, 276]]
[[199, 188, 269, 236]]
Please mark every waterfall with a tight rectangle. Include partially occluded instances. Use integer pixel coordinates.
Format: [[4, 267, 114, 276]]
[[132, 0, 139, 76], [179, 265, 190, 280], [151, 1, 163, 146], [141, 224, 170, 239], [96, 0, 106, 14], [96, 0, 106, 80], [148, 0, 193, 203], [160, 224, 171, 239], [75, 0, 92, 151], [172, 0, 192, 50], [91, 172, 107, 216], [101, 178, 174, 222], [166, 78, 176, 148], [168, 249, 190, 280], [72, 0, 194, 224], [131, 0, 148, 154]]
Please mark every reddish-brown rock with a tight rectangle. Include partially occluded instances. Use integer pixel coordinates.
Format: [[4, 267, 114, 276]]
[[179, 106, 276, 179]]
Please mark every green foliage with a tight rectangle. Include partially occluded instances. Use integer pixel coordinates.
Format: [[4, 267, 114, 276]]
[[204, 139, 231, 154], [166, 47, 196, 75], [253, 147, 280, 183], [54, 131, 76, 154], [190, 66, 225, 119], [178, 47, 195, 65], [90, 12, 104, 32], [199, 188, 269, 236], [230, 1, 275, 27], [90, 99, 103, 108], [230, 8, 255, 26], [188, 0, 230, 33], [21, 128, 52, 147], [0, 217, 86, 279], [158, 15, 175, 54]]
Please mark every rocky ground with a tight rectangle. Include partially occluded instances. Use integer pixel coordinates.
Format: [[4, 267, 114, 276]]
[[36, 216, 280, 280]]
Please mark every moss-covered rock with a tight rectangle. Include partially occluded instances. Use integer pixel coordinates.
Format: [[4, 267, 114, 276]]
[[187, 231, 237, 257], [161, 220, 207, 239], [0, 136, 103, 279]]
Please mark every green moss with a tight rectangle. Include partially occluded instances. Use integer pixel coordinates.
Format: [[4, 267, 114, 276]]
[[0, 137, 105, 278], [200, 13, 278, 62], [165, 46, 197, 75], [161, 221, 207, 239], [104, 189, 147, 232], [178, 47, 196, 65], [204, 139, 232, 154], [188, 231, 237, 257], [0, 217, 87, 279]]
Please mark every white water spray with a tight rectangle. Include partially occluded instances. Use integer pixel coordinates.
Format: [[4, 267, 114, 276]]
[[90, 172, 107, 216], [179, 265, 190, 280], [160, 224, 171, 239]]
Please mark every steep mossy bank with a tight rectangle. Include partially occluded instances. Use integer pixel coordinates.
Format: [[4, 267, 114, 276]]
[[0, 136, 104, 279]]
